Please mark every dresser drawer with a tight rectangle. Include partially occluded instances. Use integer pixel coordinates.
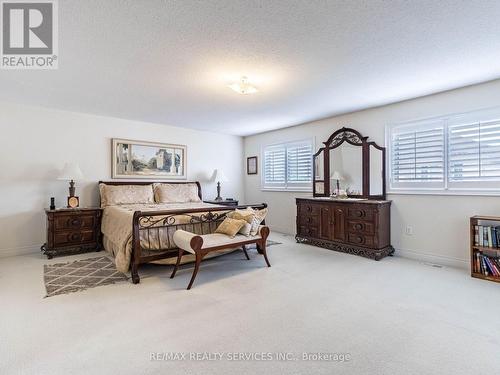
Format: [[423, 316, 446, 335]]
[[347, 207, 375, 221], [347, 220, 375, 234], [298, 225, 319, 238], [299, 215, 320, 226], [53, 230, 96, 247], [299, 203, 320, 216], [347, 233, 375, 247], [54, 215, 96, 231]]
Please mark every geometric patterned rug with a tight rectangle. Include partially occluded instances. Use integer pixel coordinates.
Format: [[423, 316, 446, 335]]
[[44, 256, 128, 298], [43, 241, 282, 298]]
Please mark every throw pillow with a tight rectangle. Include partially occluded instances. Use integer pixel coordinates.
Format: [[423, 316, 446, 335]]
[[215, 218, 247, 238], [249, 208, 268, 235]]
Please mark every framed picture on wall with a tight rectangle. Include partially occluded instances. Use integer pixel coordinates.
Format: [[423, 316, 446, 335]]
[[112, 138, 187, 179], [247, 156, 258, 175]]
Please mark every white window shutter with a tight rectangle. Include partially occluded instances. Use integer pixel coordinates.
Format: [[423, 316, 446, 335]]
[[262, 139, 313, 191], [390, 121, 445, 190], [448, 119, 500, 187], [263, 144, 286, 187]]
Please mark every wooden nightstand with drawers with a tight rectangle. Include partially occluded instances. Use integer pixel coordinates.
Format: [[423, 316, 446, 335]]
[[41, 207, 102, 259]]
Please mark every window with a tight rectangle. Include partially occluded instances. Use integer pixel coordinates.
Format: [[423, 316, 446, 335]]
[[388, 107, 500, 194], [391, 121, 445, 189], [262, 139, 313, 191]]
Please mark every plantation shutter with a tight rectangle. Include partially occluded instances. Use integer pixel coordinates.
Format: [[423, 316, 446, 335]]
[[448, 120, 500, 182], [390, 121, 445, 189], [263, 144, 286, 187], [262, 139, 313, 190], [286, 140, 313, 185]]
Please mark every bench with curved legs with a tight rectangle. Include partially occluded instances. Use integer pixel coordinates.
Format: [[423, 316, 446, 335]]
[[171, 226, 271, 290]]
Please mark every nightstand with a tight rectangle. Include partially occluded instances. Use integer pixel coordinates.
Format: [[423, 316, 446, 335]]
[[203, 199, 239, 207], [41, 207, 103, 259]]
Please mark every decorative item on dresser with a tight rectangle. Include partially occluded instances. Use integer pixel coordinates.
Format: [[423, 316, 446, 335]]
[[203, 199, 239, 207], [41, 207, 102, 259], [296, 127, 393, 260]]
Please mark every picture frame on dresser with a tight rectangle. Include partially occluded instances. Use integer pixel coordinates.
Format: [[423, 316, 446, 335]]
[[112, 138, 187, 179]]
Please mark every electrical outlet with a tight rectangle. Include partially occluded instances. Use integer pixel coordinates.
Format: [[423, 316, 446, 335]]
[[405, 225, 413, 235]]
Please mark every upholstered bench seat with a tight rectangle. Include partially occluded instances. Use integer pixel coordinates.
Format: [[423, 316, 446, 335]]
[[173, 229, 263, 253], [171, 226, 271, 289]]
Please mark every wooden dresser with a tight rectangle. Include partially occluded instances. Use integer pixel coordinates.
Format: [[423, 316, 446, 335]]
[[41, 207, 102, 259], [296, 197, 393, 260]]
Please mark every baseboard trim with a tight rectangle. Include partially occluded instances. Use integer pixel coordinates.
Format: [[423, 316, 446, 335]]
[[0, 244, 41, 258], [395, 248, 468, 269]]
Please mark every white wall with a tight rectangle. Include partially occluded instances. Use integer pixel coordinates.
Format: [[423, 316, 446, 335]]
[[0, 102, 244, 257], [244, 79, 500, 268]]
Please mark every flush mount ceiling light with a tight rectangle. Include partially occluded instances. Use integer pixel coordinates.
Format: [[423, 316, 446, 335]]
[[227, 76, 258, 95]]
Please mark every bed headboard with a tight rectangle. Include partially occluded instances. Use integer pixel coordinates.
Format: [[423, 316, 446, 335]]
[[98, 181, 203, 200]]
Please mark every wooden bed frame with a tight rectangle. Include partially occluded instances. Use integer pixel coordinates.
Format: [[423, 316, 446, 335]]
[[99, 181, 267, 284]]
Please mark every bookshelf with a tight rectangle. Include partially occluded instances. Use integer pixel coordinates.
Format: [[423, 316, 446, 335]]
[[470, 216, 500, 283]]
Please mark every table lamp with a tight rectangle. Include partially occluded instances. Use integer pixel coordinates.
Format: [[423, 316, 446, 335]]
[[213, 169, 228, 201], [330, 171, 344, 194], [58, 163, 84, 208]]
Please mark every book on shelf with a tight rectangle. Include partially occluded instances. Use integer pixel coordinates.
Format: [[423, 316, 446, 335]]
[[473, 224, 500, 249], [474, 251, 500, 277]]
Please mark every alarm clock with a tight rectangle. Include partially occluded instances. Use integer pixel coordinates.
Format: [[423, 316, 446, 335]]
[[67, 196, 80, 208]]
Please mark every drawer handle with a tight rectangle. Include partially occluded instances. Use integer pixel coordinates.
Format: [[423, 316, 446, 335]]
[[355, 211, 364, 218], [354, 235, 363, 243], [354, 223, 363, 230], [307, 217, 312, 223], [69, 218, 82, 227], [307, 206, 312, 212], [69, 233, 83, 242], [306, 228, 311, 234]]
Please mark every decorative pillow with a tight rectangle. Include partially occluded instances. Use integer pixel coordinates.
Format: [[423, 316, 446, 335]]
[[249, 208, 268, 235], [153, 183, 201, 203], [227, 208, 255, 224], [227, 208, 255, 236], [215, 218, 247, 238], [99, 184, 154, 207], [238, 222, 252, 236]]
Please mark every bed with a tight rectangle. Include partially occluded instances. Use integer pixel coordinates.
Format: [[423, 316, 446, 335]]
[[99, 181, 267, 283]]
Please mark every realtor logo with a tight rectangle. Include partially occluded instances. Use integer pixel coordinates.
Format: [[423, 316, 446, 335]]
[[1, 0, 58, 69]]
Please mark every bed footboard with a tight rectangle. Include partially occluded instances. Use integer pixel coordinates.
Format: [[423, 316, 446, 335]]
[[130, 203, 267, 284]]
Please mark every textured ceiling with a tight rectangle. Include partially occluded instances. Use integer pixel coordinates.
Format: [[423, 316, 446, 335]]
[[1, 0, 500, 136]]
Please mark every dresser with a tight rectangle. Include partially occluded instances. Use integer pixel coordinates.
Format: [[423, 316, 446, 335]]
[[296, 198, 393, 260], [41, 207, 102, 259]]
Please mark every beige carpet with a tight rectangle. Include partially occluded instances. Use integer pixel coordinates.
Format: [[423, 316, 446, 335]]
[[1, 232, 500, 375]]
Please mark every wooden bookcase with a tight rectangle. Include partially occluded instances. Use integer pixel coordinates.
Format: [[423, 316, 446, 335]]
[[470, 216, 500, 283]]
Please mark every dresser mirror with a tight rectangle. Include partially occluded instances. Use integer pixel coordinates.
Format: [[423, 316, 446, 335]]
[[329, 142, 363, 195], [312, 127, 386, 200]]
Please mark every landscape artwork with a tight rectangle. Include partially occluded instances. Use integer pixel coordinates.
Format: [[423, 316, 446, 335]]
[[112, 139, 187, 179]]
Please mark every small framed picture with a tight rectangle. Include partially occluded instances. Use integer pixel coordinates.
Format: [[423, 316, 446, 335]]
[[247, 156, 258, 175]]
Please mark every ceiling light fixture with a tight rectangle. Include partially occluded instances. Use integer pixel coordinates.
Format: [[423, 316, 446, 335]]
[[227, 76, 258, 95]]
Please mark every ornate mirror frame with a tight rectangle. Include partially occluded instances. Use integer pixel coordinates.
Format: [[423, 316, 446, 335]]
[[312, 127, 387, 200]]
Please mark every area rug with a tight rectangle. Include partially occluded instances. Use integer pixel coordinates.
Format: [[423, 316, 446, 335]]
[[44, 256, 128, 298], [248, 239, 282, 249], [43, 241, 282, 297]]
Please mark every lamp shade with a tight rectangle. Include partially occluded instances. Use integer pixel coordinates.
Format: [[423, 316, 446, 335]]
[[213, 169, 228, 183], [58, 163, 84, 181], [330, 171, 344, 181]]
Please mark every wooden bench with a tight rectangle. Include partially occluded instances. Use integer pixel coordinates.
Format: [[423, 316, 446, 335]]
[[171, 226, 271, 289]]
